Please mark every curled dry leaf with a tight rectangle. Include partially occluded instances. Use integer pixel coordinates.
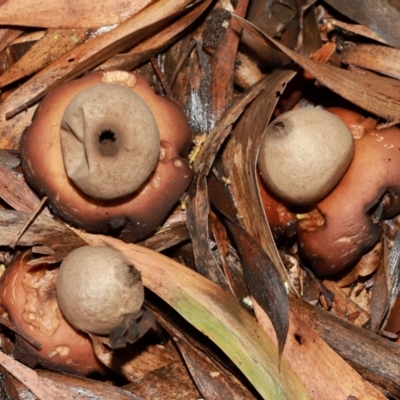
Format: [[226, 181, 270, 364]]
[[222, 216, 289, 358], [221, 68, 296, 285], [187, 77, 269, 288], [0, 0, 154, 29], [77, 230, 310, 400]]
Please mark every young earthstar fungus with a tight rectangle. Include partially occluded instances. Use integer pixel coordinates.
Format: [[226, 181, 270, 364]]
[[0, 251, 105, 376], [0, 246, 159, 377], [21, 70, 193, 242], [56, 246, 159, 349], [259, 107, 400, 276]]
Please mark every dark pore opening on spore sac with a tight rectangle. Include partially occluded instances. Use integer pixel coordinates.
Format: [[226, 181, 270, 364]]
[[97, 130, 119, 156]]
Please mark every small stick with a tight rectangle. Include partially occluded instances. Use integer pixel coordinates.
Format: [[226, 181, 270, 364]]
[[9, 196, 48, 249], [0, 314, 42, 350], [169, 39, 197, 88], [150, 57, 174, 99]]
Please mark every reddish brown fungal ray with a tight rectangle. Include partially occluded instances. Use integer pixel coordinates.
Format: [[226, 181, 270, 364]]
[[299, 119, 400, 275], [21, 71, 193, 242], [327, 107, 377, 140], [257, 173, 297, 239]]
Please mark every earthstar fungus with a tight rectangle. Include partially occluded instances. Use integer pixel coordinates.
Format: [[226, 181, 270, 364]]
[[21, 70, 193, 242], [57, 246, 158, 350], [259, 107, 400, 276], [0, 251, 104, 375]]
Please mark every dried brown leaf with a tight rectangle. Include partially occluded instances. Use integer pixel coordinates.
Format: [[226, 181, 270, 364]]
[[324, 0, 400, 49], [236, 16, 400, 124], [0, 29, 89, 87], [98, 0, 212, 72], [293, 296, 400, 398], [370, 269, 390, 332], [257, 298, 387, 400], [326, 19, 388, 45], [89, 333, 199, 399], [171, 329, 255, 399], [0, 364, 20, 399], [0, 28, 23, 53], [123, 359, 200, 399], [0, 0, 154, 29], [138, 223, 190, 252], [0, 165, 42, 213], [385, 293, 400, 334], [341, 44, 400, 80], [0, 210, 85, 262], [209, 209, 249, 302], [210, 0, 249, 123], [0, 351, 141, 400], [388, 225, 400, 305], [322, 280, 370, 327], [223, 216, 289, 358]]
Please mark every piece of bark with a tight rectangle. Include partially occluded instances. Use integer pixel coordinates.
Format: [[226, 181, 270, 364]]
[[0, 210, 85, 262]]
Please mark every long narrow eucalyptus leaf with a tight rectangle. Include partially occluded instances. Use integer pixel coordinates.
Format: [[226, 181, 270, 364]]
[[77, 232, 310, 400]]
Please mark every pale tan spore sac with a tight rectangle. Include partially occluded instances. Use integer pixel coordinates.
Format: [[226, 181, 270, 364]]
[[56, 246, 144, 336], [258, 107, 355, 206]]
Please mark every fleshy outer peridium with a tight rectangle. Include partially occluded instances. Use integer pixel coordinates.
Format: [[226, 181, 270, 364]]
[[56, 246, 144, 336], [258, 107, 354, 205], [21, 71, 193, 242], [0, 251, 104, 375]]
